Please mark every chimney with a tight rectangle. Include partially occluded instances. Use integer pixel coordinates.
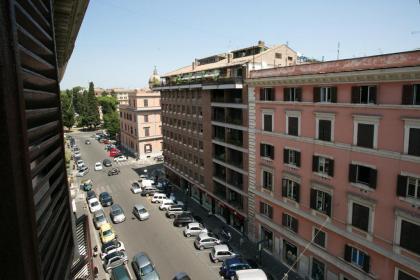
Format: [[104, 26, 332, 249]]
[[227, 53, 233, 63], [192, 58, 198, 70], [258, 40, 265, 47]]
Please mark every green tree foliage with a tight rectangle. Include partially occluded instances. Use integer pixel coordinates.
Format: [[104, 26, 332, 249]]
[[103, 111, 120, 138], [72, 86, 84, 115], [101, 91, 108, 97], [110, 89, 117, 98], [60, 90, 75, 130], [97, 95, 118, 115]]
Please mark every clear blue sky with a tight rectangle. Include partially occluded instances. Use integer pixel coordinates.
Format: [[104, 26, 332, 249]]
[[60, 0, 420, 90]]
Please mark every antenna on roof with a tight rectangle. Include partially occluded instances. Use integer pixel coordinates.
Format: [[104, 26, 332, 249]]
[[337, 41, 340, 60]]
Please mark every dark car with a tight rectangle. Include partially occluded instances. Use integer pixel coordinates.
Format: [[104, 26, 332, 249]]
[[110, 264, 131, 280], [140, 186, 158, 197], [220, 257, 251, 279], [172, 272, 191, 280], [103, 158, 112, 167], [86, 190, 96, 202], [99, 192, 113, 207], [108, 167, 120, 176], [173, 213, 194, 227], [132, 252, 160, 280]]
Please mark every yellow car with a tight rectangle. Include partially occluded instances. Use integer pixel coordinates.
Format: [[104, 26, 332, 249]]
[[99, 223, 116, 244]]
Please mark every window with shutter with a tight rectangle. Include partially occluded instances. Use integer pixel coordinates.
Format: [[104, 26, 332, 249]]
[[397, 175, 408, 197], [400, 219, 420, 255], [351, 86, 360, 103], [311, 258, 325, 280], [350, 164, 376, 189], [313, 87, 321, 102], [284, 88, 301, 102], [346, 245, 369, 271], [318, 120, 332, 141], [260, 143, 274, 160], [408, 128, 420, 156], [283, 178, 299, 202], [352, 203, 370, 231], [263, 113, 273, 132], [260, 88, 275, 101], [398, 269, 419, 280], [283, 149, 289, 164], [357, 123, 374, 148], [262, 170, 273, 191], [288, 117, 299, 136], [313, 228, 326, 248], [402, 85, 414, 105]]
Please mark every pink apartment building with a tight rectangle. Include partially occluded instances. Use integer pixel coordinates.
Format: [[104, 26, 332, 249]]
[[246, 51, 420, 280], [119, 89, 162, 159]]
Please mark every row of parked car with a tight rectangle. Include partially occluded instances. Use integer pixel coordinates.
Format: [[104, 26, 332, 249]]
[[134, 182, 269, 280]]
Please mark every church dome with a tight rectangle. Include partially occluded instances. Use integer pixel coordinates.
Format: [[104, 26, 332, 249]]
[[148, 67, 160, 88]]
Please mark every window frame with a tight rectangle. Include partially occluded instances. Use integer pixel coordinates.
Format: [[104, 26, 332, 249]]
[[284, 147, 301, 168], [394, 209, 420, 257], [353, 115, 380, 149], [260, 88, 275, 101], [403, 118, 420, 157], [261, 168, 274, 192], [260, 143, 275, 160], [259, 201, 273, 219], [315, 112, 335, 142], [282, 176, 300, 202], [310, 257, 326, 280], [347, 194, 375, 235], [262, 110, 274, 132], [312, 227, 327, 248], [286, 110, 301, 136]]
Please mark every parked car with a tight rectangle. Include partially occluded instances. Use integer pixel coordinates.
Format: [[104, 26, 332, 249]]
[[210, 245, 237, 263], [86, 189, 96, 202], [76, 160, 85, 169], [173, 213, 194, 227], [101, 240, 126, 259], [194, 232, 222, 250], [76, 166, 89, 177], [114, 155, 127, 162], [172, 272, 191, 280], [132, 204, 150, 221], [94, 162, 103, 171], [131, 182, 142, 194], [108, 168, 120, 176], [110, 204, 126, 223], [165, 205, 186, 219], [110, 148, 121, 157], [81, 179, 94, 192], [93, 210, 108, 229], [184, 222, 208, 237], [220, 257, 252, 279], [110, 264, 131, 280], [151, 193, 167, 204], [74, 151, 81, 158], [99, 192, 113, 207], [103, 251, 128, 272], [132, 252, 160, 280], [103, 158, 112, 167], [141, 186, 158, 197], [234, 269, 267, 280], [139, 179, 154, 189], [159, 199, 176, 210], [85, 140, 91, 145], [99, 223, 116, 244], [88, 198, 102, 213]]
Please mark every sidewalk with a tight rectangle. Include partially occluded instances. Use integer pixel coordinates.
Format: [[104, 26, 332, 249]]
[[172, 188, 302, 280]]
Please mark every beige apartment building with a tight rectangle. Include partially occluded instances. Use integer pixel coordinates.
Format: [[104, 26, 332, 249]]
[[119, 88, 163, 159]]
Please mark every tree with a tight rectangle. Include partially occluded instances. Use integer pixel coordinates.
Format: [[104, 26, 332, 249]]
[[97, 95, 118, 115], [72, 87, 84, 115], [110, 89, 117, 98], [60, 90, 75, 130], [101, 91, 108, 97], [103, 111, 120, 138], [79, 82, 100, 129]]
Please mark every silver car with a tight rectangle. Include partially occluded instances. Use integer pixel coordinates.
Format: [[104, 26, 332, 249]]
[[132, 252, 160, 280], [183, 222, 208, 237], [110, 204, 126, 224], [210, 244, 237, 263], [194, 232, 222, 250], [103, 251, 128, 272], [93, 210, 108, 229], [133, 204, 150, 221]]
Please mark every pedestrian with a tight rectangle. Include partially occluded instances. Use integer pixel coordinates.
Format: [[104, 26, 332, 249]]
[[93, 266, 98, 279]]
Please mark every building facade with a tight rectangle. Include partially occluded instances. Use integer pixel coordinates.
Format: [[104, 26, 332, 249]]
[[247, 51, 420, 280], [154, 41, 297, 233], [0, 0, 90, 279], [119, 89, 163, 159]]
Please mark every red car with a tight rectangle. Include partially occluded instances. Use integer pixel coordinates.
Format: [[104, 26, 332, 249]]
[[109, 148, 121, 157]]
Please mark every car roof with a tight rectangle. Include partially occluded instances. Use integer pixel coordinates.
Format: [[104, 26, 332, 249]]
[[214, 244, 229, 251], [235, 269, 267, 279], [111, 204, 122, 211], [133, 252, 151, 267], [111, 265, 131, 279], [93, 210, 105, 217], [188, 222, 200, 227], [100, 192, 110, 196], [198, 232, 212, 239], [224, 256, 246, 266]]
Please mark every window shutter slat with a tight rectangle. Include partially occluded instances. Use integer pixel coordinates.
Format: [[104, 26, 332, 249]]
[[313, 87, 320, 102], [296, 151, 301, 167], [328, 159, 334, 177], [296, 88, 302, 102], [349, 164, 357, 183], [331, 87, 337, 103], [369, 169, 377, 189], [310, 189, 316, 210], [283, 88, 288, 101], [292, 218, 298, 233], [282, 213, 287, 226], [351, 86, 360, 103], [259, 202, 264, 213], [397, 175, 407, 197], [325, 193, 332, 216], [270, 145, 275, 160], [260, 88, 264, 100], [260, 144, 264, 157], [344, 245, 352, 262], [283, 149, 289, 164], [402, 85, 414, 105], [362, 255, 370, 273], [295, 183, 300, 202], [312, 156, 319, 172]]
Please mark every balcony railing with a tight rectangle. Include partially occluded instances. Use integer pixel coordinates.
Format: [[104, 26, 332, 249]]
[[152, 76, 243, 89], [202, 76, 243, 86]]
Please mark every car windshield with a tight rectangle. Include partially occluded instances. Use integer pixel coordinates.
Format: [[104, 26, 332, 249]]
[[112, 208, 123, 215], [138, 208, 147, 214], [96, 215, 105, 222], [91, 201, 99, 207], [141, 263, 154, 275], [103, 229, 113, 236]]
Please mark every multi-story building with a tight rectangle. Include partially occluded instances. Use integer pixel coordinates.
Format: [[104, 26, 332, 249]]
[[0, 0, 91, 279], [247, 51, 420, 280], [119, 88, 163, 159], [154, 41, 297, 233]]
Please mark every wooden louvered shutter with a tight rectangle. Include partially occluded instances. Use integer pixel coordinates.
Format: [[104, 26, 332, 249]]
[[331, 87, 337, 103], [402, 85, 413, 105], [344, 245, 352, 262], [296, 87, 302, 101], [351, 86, 360, 103], [283, 149, 289, 164], [313, 87, 320, 102], [397, 175, 408, 197]]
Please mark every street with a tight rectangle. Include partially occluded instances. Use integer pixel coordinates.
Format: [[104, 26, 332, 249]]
[[70, 131, 220, 280]]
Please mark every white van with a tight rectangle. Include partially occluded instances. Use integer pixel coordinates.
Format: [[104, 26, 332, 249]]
[[151, 193, 167, 203], [140, 179, 154, 189], [234, 269, 267, 280]]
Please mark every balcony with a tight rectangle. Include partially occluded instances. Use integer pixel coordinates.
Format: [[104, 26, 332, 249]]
[[214, 182, 227, 200], [227, 170, 243, 190], [214, 144, 226, 162], [227, 190, 244, 210], [213, 163, 226, 181], [212, 107, 225, 123], [226, 108, 243, 125], [202, 76, 243, 86], [213, 126, 225, 142], [226, 149, 243, 169], [226, 128, 243, 147]]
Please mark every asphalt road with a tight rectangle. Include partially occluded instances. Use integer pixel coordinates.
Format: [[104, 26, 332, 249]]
[[70, 131, 220, 280]]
